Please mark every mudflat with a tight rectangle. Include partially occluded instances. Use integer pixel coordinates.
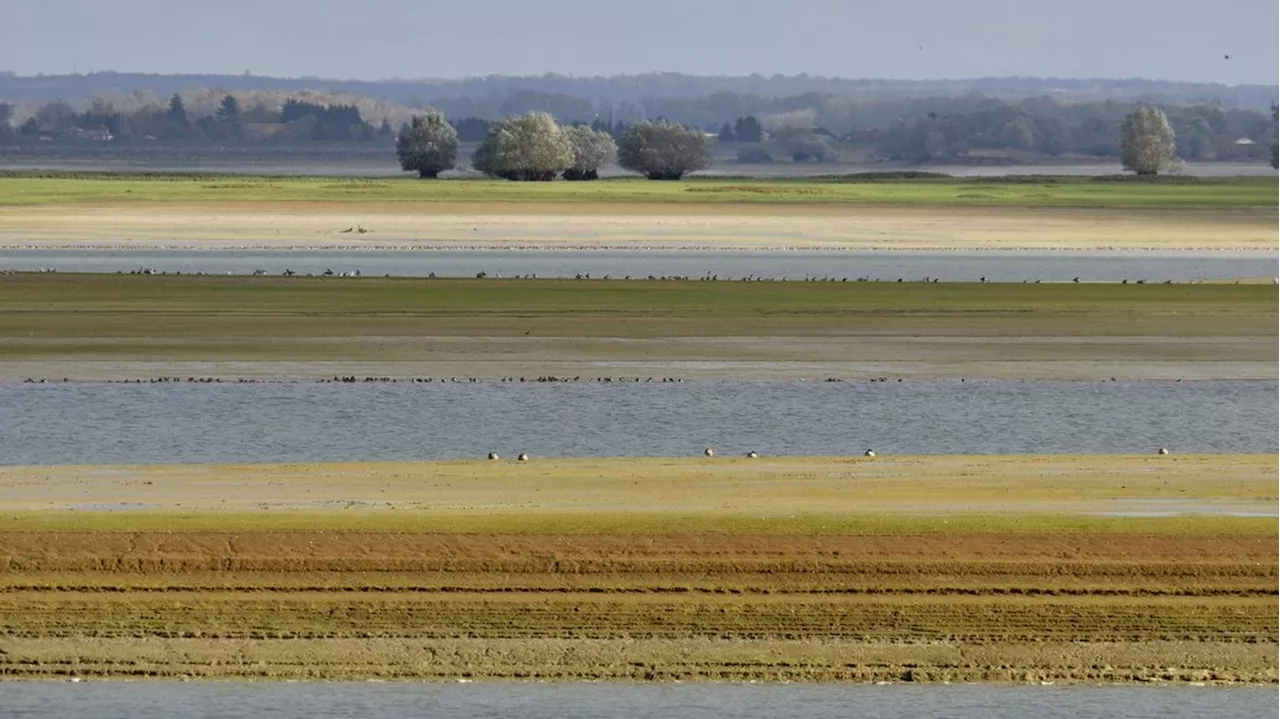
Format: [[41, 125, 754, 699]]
[[1, 275, 1274, 381], [0, 455, 1274, 682]]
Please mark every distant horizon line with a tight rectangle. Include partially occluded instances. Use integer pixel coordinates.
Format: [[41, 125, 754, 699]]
[[5, 69, 1276, 89]]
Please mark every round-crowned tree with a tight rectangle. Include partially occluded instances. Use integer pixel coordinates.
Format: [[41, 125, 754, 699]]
[[472, 112, 573, 181], [562, 125, 617, 180], [396, 110, 459, 178], [1120, 106, 1177, 176], [617, 121, 713, 180]]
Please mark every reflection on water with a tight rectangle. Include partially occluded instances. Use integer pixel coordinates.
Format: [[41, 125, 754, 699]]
[[3, 380, 1274, 465], [0, 682, 1274, 719], [1, 249, 1274, 282]]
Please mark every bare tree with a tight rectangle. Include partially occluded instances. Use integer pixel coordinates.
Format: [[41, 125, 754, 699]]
[[396, 109, 459, 178], [472, 112, 573, 181], [562, 125, 617, 180], [1120, 106, 1177, 176], [617, 121, 712, 180]]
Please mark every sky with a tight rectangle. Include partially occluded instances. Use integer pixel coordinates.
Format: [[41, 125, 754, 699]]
[[2, 0, 1276, 85]]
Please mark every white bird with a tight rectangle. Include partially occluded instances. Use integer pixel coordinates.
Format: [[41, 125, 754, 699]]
[[517, 453, 529, 462], [704, 447, 715, 457], [487, 452, 499, 460], [864, 449, 876, 458], [746, 451, 758, 459], [1157, 447, 1169, 455]]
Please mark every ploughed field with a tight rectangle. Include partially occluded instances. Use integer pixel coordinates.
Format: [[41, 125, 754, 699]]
[[1, 274, 1274, 381], [1, 455, 1275, 682]]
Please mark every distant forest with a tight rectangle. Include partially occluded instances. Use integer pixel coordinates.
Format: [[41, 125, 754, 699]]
[[1, 72, 1276, 165]]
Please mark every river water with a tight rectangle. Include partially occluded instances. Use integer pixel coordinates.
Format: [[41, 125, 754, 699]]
[[2, 380, 1273, 465], [0, 682, 1274, 719], [2, 249, 1274, 282]]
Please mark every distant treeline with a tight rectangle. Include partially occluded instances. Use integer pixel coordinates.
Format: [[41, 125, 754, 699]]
[[1, 84, 1276, 165], [2, 71, 1275, 109], [0, 94, 389, 143]]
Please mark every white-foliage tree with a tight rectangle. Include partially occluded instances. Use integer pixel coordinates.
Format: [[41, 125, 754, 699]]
[[616, 121, 712, 180], [395, 109, 459, 178], [561, 125, 617, 180], [472, 112, 573, 181], [1120, 106, 1177, 176]]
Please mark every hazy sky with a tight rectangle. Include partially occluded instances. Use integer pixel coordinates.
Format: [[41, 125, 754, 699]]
[[2, 0, 1276, 84]]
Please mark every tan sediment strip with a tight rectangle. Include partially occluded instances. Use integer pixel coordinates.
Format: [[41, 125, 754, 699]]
[[0, 456, 1275, 682], [0, 202, 1273, 251], [3, 637, 1273, 683], [0, 637, 1273, 684]]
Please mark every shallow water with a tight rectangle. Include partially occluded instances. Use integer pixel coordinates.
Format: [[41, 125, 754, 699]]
[[0, 682, 1274, 719], [2, 249, 1275, 282], [2, 380, 1273, 465]]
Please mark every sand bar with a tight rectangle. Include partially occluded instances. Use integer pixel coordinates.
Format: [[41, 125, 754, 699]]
[[1, 202, 1274, 252]]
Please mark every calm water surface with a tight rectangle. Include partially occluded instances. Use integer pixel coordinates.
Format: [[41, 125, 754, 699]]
[[2, 249, 1274, 282], [2, 380, 1273, 465], [0, 682, 1274, 719]]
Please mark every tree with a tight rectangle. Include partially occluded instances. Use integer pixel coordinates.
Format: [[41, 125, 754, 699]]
[[1120, 106, 1176, 176], [215, 95, 240, 124], [396, 109, 459, 178], [718, 122, 736, 142], [1270, 104, 1278, 171], [999, 116, 1036, 151], [451, 116, 490, 142], [472, 112, 573, 181], [0, 103, 14, 143], [282, 100, 374, 141], [616, 121, 713, 180], [561, 125, 617, 180], [206, 94, 242, 141], [33, 101, 79, 134], [773, 126, 836, 162], [734, 115, 763, 143], [166, 94, 188, 126]]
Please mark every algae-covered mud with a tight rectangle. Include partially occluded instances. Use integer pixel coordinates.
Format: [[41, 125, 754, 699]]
[[1, 455, 1274, 683], [1, 275, 1274, 382]]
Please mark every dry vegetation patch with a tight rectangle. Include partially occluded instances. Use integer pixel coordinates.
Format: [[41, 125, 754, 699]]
[[0, 455, 1275, 682]]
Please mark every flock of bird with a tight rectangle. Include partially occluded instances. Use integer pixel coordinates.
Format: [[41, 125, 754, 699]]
[[0, 268, 1213, 284], [22, 375, 693, 385], [481, 446, 1172, 462]]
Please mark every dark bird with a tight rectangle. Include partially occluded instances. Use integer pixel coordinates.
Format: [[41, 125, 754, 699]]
[[1224, 54, 1232, 60]]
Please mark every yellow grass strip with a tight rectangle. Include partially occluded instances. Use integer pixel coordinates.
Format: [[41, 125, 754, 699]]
[[0, 454, 1274, 534]]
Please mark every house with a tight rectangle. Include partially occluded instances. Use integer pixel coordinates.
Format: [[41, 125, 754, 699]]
[[68, 126, 113, 141]]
